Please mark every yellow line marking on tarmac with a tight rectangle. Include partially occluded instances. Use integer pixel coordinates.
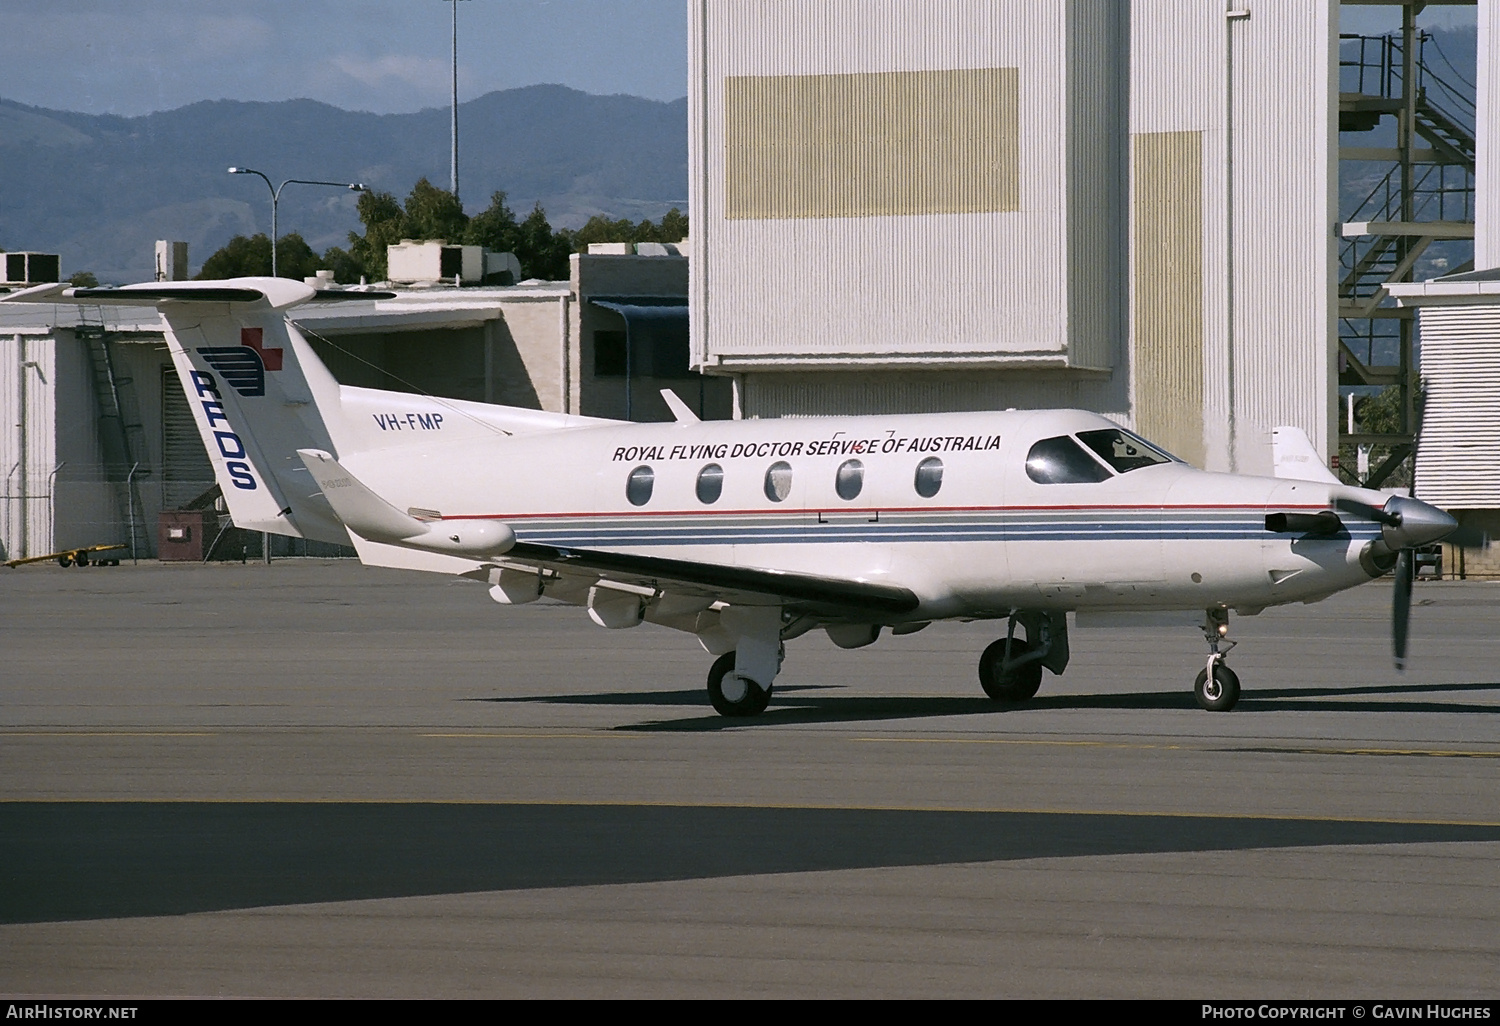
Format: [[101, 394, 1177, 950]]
[[0, 731, 218, 737], [0, 796, 1497, 829], [852, 737, 1500, 759], [853, 737, 1188, 752], [419, 732, 634, 740]]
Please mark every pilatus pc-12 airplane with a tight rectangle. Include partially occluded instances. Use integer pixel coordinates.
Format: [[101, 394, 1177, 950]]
[[5, 278, 1484, 716]]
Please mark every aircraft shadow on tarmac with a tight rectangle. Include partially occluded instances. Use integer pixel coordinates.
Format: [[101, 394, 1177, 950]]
[[5, 801, 1498, 925], [470, 681, 1500, 732]]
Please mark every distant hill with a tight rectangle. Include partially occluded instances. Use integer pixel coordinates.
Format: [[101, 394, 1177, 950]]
[[0, 85, 687, 283]]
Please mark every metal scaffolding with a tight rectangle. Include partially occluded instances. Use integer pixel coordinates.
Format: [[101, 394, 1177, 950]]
[[1337, 1, 1476, 487]]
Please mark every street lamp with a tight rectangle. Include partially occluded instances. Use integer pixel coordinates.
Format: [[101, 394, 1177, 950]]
[[227, 167, 369, 278]]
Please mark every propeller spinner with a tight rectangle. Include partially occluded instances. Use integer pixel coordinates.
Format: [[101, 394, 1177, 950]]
[[1333, 495, 1488, 670]]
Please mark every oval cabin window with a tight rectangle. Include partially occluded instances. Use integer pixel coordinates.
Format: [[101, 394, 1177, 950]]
[[835, 459, 864, 501], [696, 463, 724, 504], [914, 457, 944, 498], [626, 465, 655, 506], [764, 461, 793, 502]]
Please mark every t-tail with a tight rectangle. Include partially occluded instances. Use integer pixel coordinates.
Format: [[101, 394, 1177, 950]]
[[0, 276, 614, 553]]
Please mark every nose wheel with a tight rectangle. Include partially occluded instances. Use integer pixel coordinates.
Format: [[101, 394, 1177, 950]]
[[1194, 657, 1241, 711], [1194, 608, 1241, 711]]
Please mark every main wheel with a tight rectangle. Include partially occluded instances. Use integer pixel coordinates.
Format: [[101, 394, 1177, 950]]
[[1193, 663, 1241, 712], [707, 651, 772, 717], [75, 551, 89, 567], [56, 556, 72, 567], [978, 637, 1044, 702]]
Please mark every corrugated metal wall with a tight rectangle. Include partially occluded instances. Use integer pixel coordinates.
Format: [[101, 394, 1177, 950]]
[[0, 333, 57, 560], [1477, 0, 1498, 269], [1413, 306, 1500, 509], [690, 0, 1125, 373], [1129, 0, 1335, 473]]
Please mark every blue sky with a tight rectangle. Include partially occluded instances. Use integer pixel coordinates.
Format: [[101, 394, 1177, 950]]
[[0, 2, 1476, 118], [0, 0, 689, 116]]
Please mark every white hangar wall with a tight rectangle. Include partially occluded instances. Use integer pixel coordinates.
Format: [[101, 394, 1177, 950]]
[[689, 0, 1337, 477], [689, 0, 1127, 372], [1131, 0, 1337, 474]]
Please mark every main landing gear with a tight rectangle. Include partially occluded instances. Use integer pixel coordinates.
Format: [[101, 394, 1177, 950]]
[[707, 651, 773, 716], [978, 610, 1070, 702], [1194, 607, 1241, 712]]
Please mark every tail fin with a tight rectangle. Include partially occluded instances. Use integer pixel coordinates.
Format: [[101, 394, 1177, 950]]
[[4, 277, 617, 552], [153, 278, 353, 543], [5, 278, 354, 543]]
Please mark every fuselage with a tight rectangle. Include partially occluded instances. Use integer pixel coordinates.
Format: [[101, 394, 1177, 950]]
[[338, 406, 1384, 622]]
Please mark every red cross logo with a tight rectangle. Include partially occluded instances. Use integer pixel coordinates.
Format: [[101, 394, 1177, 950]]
[[241, 327, 283, 371]]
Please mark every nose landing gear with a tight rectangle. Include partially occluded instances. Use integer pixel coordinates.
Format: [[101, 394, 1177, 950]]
[[1194, 607, 1240, 711]]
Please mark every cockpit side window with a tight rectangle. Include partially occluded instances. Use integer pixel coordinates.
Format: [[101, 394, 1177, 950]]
[[1025, 436, 1112, 484], [1076, 429, 1174, 473]]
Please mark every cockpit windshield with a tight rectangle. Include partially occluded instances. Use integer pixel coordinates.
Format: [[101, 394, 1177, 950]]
[[1076, 429, 1175, 473], [1025, 436, 1113, 484]]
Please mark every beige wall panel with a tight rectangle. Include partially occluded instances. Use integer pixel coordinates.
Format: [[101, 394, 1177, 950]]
[[691, 0, 1118, 367], [743, 369, 1129, 421], [1132, 131, 1206, 467], [725, 68, 1019, 220]]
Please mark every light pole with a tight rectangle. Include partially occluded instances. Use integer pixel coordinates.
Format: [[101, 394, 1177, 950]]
[[446, 0, 471, 203], [227, 168, 368, 277]]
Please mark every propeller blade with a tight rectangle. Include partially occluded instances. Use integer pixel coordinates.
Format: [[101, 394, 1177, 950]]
[[1444, 524, 1490, 550], [1392, 548, 1414, 672], [1334, 496, 1401, 527]]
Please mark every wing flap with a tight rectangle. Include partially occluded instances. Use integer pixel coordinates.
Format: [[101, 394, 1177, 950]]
[[495, 541, 920, 617]]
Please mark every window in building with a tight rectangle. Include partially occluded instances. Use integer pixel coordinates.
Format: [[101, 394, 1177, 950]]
[[835, 459, 864, 500], [764, 461, 793, 502], [914, 457, 944, 498], [696, 463, 724, 504], [626, 465, 655, 506], [594, 330, 628, 377], [1025, 436, 1112, 484], [1076, 429, 1175, 473]]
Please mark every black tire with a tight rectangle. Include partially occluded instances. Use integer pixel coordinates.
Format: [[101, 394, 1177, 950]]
[[978, 637, 1044, 702], [75, 551, 89, 567], [707, 651, 772, 717], [57, 556, 72, 568], [1194, 663, 1241, 712]]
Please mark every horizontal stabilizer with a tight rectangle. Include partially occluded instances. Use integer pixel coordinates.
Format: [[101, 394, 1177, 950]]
[[1, 277, 318, 311], [297, 449, 515, 558], [297, 449, 426, 541]]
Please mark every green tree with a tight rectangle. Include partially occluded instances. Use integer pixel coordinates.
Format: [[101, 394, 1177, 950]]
[[569, 207, 689, 251], [515, 203, 574, 281], [318, 245, 364, 285], [67, 270, 99, 288], [403, 178, 468, 242], [347, 190, 407, 281], [196, 233, 320, 281], [463, 191, 522, 255], [1339, 383, 1421, 489]]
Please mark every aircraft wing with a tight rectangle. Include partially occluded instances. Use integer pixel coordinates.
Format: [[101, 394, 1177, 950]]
[[496, 541, 921, 618]]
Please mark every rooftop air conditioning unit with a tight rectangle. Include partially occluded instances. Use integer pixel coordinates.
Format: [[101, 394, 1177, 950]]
[[2, 252, 61, 286]]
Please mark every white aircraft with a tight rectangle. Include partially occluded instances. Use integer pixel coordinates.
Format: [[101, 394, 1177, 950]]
[[5, 278, 1483, 715]]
